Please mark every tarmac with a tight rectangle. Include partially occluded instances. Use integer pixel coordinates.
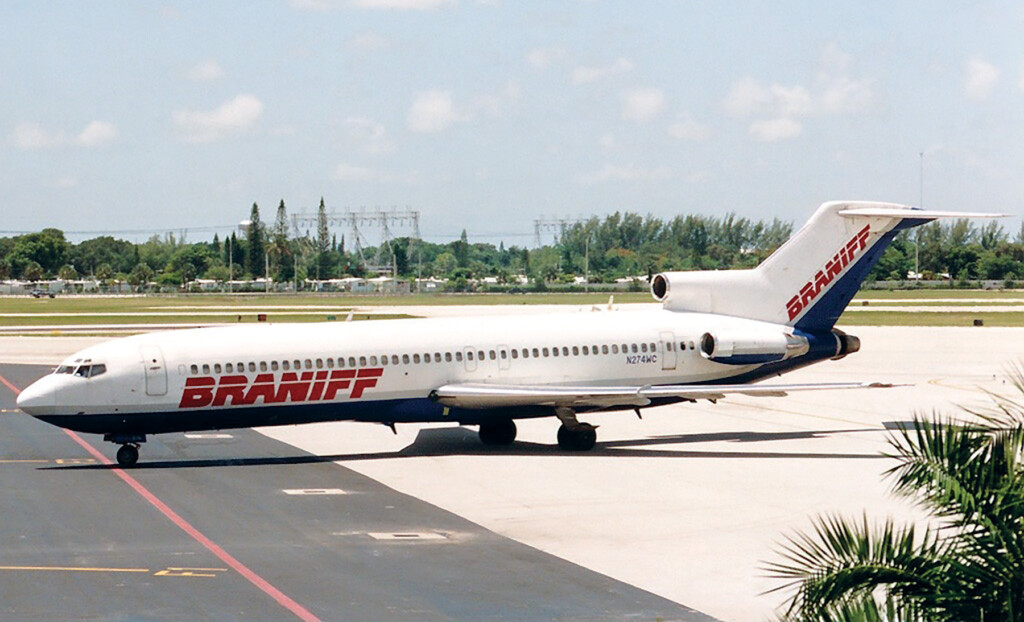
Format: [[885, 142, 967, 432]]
[[1, 321, 1022, 620]]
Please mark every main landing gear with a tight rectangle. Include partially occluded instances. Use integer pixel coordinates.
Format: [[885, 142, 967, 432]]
[[555, 407, 597, 451], [477, 409, 598, 451], [104, 434, 146, 467]]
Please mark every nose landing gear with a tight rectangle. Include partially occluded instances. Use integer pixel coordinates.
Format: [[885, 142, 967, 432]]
[[104, 434, 146, 467]]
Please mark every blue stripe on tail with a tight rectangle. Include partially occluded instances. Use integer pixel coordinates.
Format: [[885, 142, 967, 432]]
[[794, 219, 927, 331]]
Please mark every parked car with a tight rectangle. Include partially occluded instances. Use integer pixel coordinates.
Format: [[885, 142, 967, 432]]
[[30, 290, 55, 299]]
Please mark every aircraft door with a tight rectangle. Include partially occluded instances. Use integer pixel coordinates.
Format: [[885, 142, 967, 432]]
[[497, 344, 511, 371], [463, 346, 477, 372], [659, 331, 677, 370], [141, 345, 168, 396]]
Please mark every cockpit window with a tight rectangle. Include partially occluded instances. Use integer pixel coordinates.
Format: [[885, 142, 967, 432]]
[[72, 363, 107, 378], [55, 365, 74, 374]]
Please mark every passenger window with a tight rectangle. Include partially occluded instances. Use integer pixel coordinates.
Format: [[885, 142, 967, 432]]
[[581, 346, 588, 355], [424, 353, 432, 363], [294, 360, 301, 370], [359, 356, 367, 366], [562, 347, 569, 356], [455, 352, 463, 362], [304, 359, 312, 369], [500, 350, 507, 359], [227, 363, 235, 373], [248, 362, 256, 372], [602, 345, 609, 354], [542, 347, 549, 357], [573, 346, 580, 356], [326, 358, 334, 369], [641, 343, 648, 353], [511, 350, 518, 359], [316, 358, 323, 369], [649, 343, 656, 352], [689, 341, 695, 350], [445, 352, 452, 362], [489, 351, 496, 360], [392, 355, 400, 365], [533, 348, 540, 358], [522, 348, 529, 359], [477, 350, 485, 360], [280, 360, 289, 371], [403, 354, 411, 364], [202, 364, 211, 374], [631, 344, 638, 353], [214, 363, 222, 374], [434, 352, 441, 361], [370, 356, 378, 366], [190, 364, 199, 375], [552, 347, 559, 358], [259, 361, 268, 371], [270, 361, 278, 371], [413, 354, 421, 364], [348, 357, 356, 368]]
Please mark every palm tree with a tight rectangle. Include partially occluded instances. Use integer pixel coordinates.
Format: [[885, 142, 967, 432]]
[[767, 371, 1024, 622]]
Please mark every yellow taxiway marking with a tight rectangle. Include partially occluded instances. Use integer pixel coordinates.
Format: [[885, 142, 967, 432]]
[[0, 565, 149, 574], [155, 567, 227, 578], [0, 459, 49, 464]]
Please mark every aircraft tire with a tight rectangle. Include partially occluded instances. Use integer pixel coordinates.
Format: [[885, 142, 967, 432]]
[[116, 444, 139, 467], [479, 420, 517, 446], [557, 423, 596, 451]]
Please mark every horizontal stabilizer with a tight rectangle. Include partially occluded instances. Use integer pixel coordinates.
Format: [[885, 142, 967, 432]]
[[430, 381, 899, 410], [837, 207, 1008, 219]]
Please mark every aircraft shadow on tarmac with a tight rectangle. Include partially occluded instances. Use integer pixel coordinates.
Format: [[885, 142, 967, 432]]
[[47, 425, 892, 471]]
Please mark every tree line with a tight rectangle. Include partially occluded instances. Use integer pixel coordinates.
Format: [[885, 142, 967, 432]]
[[2, 201, 1024, 290]]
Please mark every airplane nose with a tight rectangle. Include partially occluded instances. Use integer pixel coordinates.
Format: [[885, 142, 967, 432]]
[[16, 377, 57, 416]]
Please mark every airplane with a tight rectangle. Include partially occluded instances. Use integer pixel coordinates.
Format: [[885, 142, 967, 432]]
[[16, 201, 1003, 466]]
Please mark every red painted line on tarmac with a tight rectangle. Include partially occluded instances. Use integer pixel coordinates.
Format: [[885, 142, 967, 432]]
[[1, 378, 321, 622], [0, 372, 21, 397]]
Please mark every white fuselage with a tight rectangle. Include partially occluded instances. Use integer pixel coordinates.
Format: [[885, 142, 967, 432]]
[[17, 308, 826, 435]]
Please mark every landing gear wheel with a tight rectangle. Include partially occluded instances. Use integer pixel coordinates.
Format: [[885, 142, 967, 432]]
[[116, 444, 139, 467], [557, 423, 597, 451], [479, 420, 517, 446]]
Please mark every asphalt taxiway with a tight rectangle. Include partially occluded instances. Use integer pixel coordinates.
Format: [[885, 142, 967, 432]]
[[0, 364, 712, 622]]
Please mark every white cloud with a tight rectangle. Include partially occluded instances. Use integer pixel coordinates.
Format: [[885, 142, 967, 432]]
[[668, 117, 711, 141], [724, 44, 876, 121], [186, 59, 224, 82], [621, 87, 665, 122], [577, 163, 672, 185], [571, 57, 633, 85], [11, 122, 62, 149], [526, 46, 566, 69], [56, 176, 78, 188], [76, 121, 119, 146], [407, 90, 457, 133], [339, 117, 393, 154], [748, 117, 802, 142], [12, 120, 119, 149], [172, 95, 264, 143], [965, 57, 999, 101], [348, 32, 390, 52]]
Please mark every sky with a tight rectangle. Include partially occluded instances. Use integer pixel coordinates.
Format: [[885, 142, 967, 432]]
[[2, 0, 1023, 246]]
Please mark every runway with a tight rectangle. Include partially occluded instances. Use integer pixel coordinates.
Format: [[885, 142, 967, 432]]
[[0, 364, 711, 622], [2, 325, 1022, 620]]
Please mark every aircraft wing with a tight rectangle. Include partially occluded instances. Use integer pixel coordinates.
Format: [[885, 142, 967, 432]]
[[429, 381, 897, 409]]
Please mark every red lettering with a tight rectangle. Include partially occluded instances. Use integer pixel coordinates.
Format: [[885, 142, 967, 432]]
[[323, 370, 355, 400], [351, 367, 383, 399], [275, 372, 312, 403], [825, 254, 843, 279], [786, 295, 803, 321], [308, 370, 329, 401], [243, 373, 277, 405], [212, 375, 248, 406], [179, 377, 215, 408]]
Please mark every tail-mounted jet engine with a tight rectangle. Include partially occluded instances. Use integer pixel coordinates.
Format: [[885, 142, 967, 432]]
[[699, 331, 809, 365]]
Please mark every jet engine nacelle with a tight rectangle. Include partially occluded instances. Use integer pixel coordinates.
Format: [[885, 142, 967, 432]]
[[699, 330, 809, 366]]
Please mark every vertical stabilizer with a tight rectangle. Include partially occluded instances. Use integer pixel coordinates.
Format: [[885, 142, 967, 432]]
[[651, 201, 1005, 330]]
